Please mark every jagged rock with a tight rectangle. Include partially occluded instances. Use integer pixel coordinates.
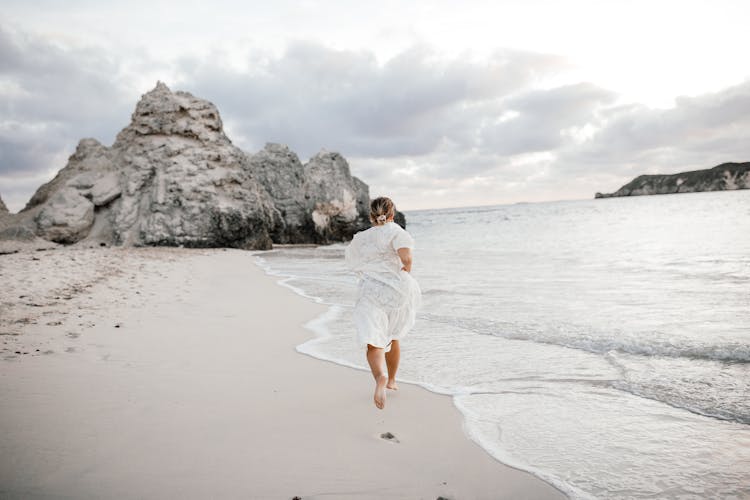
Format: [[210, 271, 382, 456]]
[[115, 81, 224, 144], [248, 144, 373, 243], [0, 194, 7, 215], [246, 143, 312, 243], [108, 82, 279, 249], [596, 162, 750, 198], [304, 150, 370, 241], [1, 81, 396, 249]]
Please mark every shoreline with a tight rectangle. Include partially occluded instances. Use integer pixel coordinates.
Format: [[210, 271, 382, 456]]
[[1, 246, 566, 499], [255, 252, 581, 499]]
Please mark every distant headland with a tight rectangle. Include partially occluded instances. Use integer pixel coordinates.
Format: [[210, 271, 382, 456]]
[[595, 162, 750, 199]]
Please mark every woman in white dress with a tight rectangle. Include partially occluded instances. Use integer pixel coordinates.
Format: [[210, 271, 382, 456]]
[[345, 197, 421, 409]]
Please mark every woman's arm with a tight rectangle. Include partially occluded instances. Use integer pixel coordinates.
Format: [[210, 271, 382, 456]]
[[397, 247, 412, 273]]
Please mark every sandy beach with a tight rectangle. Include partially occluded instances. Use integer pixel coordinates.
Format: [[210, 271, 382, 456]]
[[0, 246, 565, 499]]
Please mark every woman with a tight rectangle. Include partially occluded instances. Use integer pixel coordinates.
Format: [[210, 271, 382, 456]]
[[344, 197, 421, 409]]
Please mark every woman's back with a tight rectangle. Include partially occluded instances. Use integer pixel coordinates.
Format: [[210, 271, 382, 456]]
[[345, 222, 414, 280]]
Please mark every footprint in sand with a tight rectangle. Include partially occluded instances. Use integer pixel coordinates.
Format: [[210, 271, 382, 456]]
[[380, 432, 399, 443]]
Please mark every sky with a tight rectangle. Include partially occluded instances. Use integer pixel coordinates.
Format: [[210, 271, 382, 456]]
[[1, 0, 749, 211]]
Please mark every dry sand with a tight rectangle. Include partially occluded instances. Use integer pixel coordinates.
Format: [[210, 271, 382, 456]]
[[0, 246, 566, 499]]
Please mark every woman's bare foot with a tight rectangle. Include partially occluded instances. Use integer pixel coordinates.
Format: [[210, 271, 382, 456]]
[[374, 375, 388, 409], [386, 379, 399, 390]]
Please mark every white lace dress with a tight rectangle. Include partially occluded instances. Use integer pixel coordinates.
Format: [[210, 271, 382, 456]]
[[344, 221, 422, 349]]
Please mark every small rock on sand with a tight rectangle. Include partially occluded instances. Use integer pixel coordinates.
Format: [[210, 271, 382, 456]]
[[380, 432, 399, 443]]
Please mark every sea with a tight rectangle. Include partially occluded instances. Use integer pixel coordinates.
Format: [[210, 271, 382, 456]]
[[254, 190, 750, 500]]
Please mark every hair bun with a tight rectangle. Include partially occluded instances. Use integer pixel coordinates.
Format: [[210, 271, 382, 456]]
[[370, 196, 395, 225]]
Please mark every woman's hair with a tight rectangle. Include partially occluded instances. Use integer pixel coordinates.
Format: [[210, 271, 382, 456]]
[[369, 196, 395, 225]]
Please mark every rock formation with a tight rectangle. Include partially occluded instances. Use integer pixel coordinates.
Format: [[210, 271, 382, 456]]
[[0, 194, 7, 217], [246, 144, 371, 244], [303, 150, 371, 242], [595, 162, 750, 198], [0, 82, 386, 250], [247, 143, 311, 244]]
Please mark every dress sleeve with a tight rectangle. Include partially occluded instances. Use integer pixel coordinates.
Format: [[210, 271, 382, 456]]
[[391, 227, 415, 251], [345, 234, 362, 271]]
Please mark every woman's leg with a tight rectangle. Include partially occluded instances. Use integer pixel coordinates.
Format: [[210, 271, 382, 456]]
[[366, 344, 388, 409], [385, 340, 400, 390]]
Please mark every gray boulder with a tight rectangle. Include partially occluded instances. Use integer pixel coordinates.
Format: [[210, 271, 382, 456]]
[[89, 172, 122, 206], [23, 138, 113, 210], [0, 194, 7, 217], [0, 137, 114, 245], [35, 187, 95, 243]]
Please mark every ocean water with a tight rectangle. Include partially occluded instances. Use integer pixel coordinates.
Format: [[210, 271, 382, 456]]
[[255, 190, 750, 500]]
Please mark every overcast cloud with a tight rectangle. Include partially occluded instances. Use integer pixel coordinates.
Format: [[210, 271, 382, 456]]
[[1, 1, 749, 211]]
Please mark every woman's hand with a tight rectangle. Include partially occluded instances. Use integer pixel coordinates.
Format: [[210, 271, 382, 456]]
[[397, 247, 412, 273]]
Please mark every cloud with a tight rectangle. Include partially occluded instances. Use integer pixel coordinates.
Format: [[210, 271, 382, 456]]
[[351, 79, 750, 207], [479, 83, 616, 156], [557, 79, 750, 183], [0, 26, 132, 127], [0, 122, 66, 175], [178, 42, 570, 159], [1, 21, 749, 213], [0, 25, 138, 210]]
